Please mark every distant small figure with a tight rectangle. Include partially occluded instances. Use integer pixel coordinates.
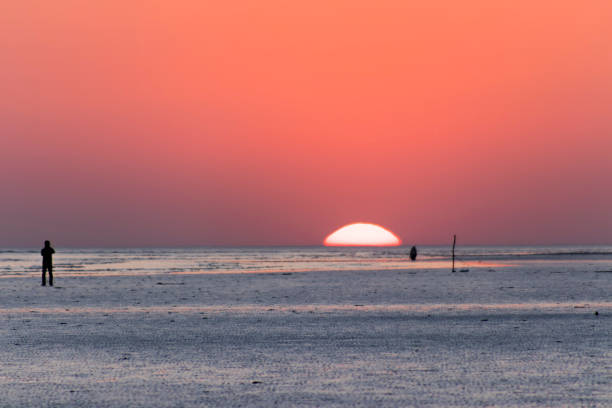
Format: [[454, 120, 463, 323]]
[[41, 240, 55, 286], [409, 246, 417, 261]]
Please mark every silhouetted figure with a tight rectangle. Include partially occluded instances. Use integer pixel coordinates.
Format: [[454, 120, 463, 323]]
[[409, 246, 417, 261], [41, 240, 55, 286]]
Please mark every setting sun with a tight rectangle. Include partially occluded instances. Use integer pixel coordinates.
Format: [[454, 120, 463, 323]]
[[324, 223, 401, 246]]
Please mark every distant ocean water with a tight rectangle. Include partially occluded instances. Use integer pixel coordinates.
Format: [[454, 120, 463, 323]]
[[2, 245, 612, 278]]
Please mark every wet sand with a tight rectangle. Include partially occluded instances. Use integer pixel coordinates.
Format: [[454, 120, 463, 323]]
[[1, 265, 611, 407]]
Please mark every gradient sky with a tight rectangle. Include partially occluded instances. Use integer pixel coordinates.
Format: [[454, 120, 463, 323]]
[[2, 1, 612, 247]]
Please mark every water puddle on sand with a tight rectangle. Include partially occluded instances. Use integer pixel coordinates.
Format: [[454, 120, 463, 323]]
[[0, 261, 510, 279]]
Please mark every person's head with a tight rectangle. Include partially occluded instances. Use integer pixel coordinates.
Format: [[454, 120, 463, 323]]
[[44, 240, 50, 247]]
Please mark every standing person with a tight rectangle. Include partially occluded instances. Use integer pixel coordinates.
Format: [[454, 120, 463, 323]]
[[41, 240, 55, 286], [409, 246, 417, 261]]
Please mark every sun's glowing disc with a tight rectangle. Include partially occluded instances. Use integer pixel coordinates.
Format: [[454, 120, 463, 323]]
[[324, 222, 401, 246]]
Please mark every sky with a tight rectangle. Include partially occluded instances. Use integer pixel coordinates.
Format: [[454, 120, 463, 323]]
[[2, 0, 612, 247]]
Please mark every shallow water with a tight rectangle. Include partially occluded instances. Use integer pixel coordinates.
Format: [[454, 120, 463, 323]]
[[3, 245, 612, 277], [1, 246, 611, 407]]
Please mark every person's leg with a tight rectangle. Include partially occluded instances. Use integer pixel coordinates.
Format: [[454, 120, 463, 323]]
[[42, 267, 47, 286], [49, 267, 53, 286]]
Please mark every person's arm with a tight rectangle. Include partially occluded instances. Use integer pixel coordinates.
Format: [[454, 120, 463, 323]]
[[52, 248, 55, 254]]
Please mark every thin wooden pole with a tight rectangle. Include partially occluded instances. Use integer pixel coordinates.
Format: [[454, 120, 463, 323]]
[[452, 234, 456, 272]]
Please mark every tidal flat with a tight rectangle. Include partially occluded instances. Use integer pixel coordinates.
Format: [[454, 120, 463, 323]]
[[1, 248, 611, 407]]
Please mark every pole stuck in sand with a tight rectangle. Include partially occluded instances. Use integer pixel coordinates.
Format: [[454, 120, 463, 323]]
[[452, 234, 456, 272]]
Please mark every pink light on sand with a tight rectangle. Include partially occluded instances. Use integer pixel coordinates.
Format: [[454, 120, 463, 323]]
[[324, 223, 401, 246]]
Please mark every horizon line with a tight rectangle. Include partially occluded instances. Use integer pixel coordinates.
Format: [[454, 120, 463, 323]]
[[2, 243, 612, 249]]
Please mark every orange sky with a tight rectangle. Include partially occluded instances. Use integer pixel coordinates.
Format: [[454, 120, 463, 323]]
[[2, 1, 612, 246]]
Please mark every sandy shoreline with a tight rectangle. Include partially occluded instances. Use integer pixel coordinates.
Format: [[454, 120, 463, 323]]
[[2, 264, 611, 407]]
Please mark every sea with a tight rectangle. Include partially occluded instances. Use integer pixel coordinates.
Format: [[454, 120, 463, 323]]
[[3, 245, 612, 278]]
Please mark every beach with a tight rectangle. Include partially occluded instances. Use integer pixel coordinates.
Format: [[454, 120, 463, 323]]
[[1, 247, 611, 407]]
